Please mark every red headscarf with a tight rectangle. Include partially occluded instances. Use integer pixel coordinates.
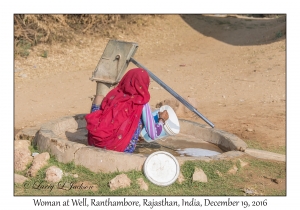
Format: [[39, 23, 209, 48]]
[[85, 68, 150, 152]]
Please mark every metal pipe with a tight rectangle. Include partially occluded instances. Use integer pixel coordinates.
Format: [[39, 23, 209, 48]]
[[130, 57, 215, 128]]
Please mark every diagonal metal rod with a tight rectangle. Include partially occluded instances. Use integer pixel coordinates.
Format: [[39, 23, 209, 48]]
[[130, 57, 215, 128]]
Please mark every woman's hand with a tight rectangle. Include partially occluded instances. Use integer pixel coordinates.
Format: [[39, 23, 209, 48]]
[[93, 95, 105, 105], [158, 110, 169, 125]]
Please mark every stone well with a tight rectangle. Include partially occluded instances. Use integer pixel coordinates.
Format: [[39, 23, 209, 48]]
[[33, 114, 284, 173]]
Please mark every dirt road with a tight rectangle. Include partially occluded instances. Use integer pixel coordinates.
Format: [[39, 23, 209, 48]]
[[14, 15, 286, 152]]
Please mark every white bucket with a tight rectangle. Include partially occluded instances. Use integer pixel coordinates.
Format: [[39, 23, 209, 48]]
[[140, 105, 180, 142]]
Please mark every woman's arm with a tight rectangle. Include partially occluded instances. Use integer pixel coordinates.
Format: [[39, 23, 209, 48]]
[[90, 95, 104, 113]]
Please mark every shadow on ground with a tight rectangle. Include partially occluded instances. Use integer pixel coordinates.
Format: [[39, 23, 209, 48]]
[[180, 14, 286, 46]]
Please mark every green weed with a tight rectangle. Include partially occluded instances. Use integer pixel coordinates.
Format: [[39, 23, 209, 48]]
[[41, 50, 48, 58], [15, 39, 31, 57], [276, 31, 283, 38]]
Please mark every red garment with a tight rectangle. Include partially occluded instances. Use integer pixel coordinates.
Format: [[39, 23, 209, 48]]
[[85, 68, 150, 152]]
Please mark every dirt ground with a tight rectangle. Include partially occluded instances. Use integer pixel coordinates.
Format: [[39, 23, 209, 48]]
[[14, 14, 286, 152]]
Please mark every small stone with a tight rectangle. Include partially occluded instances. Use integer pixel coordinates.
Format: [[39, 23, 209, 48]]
[[14, 174, 28, 184], [227, 165, 238, 175], [177, 172, 185, 184], [246, 128, 254, 132], [27, 152, 50, 177], [18, 73, 27, 78], [14, 68, 23, 73], [14, 140, 33, 172], [192, 167, 208, 182], [45, 166, 63, 182], [137, 178, 148, 191], [109, 174, 131, 191], [73, 174, 79, 178], [238, 159, 249, 168], [243, 187, 259, 195]]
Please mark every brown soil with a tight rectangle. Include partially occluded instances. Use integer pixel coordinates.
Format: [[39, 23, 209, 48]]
[[14, 14, 286, 153]]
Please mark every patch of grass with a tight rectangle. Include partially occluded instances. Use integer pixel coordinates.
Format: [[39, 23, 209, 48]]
[[247, 158, 286, 179], [165, 160, 242, 196], [28, 145, 39, 154], [243, 139, 286, 155], [15, 39, 31, 57], [244, 139, 264, 150], [180, 161, 196, 185], [14, 155, 285, 196], [268, 145, 286, 155], [276, 31, 283, 38], [266, 189, 286, 196]]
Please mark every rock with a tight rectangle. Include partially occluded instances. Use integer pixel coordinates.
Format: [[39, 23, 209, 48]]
[[14, 140, 33, 172], [238, 159, 249, 168], [18, 73, 27, 78], [27, 152, 50, 177], [45, 166, 63, 182], [192, 167, 208, 182], [109, 174, 131, 190], [243, 187, 260, 195], [177, 172, 185, 184], [137, 178, 148, 191], [14, 126, 40, 142], [227, 165, 238, 175], [74, 146, 146, 173], [14, 174, 28, 184], [73, 174, 79, 178], [15, 140, 31, 150], [246, 128, 254, 132]]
